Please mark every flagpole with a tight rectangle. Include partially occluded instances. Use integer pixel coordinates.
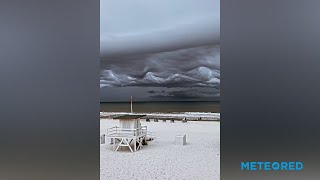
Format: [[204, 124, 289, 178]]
[[130, 96, 133, 113]]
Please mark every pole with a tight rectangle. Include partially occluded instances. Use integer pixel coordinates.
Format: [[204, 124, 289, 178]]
[[130, 96, 133, 113]]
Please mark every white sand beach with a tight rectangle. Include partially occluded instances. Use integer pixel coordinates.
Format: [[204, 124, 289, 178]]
[[100, 119, 220, 180]]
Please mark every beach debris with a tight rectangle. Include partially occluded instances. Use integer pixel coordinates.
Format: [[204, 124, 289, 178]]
[[108, 137, 115, 145], [175, 134, 186, 145], [147, 131, 156, 141], [182, 117, 187, 123], [142, 138, 148, 145]]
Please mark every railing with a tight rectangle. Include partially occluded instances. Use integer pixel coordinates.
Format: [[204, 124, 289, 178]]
[[107, 126, 148, 137]]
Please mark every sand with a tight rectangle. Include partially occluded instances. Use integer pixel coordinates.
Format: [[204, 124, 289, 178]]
[[100, 119, 220, 180]]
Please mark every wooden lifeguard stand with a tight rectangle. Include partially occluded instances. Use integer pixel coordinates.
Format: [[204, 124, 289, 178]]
[[106, 115, 148, 152]]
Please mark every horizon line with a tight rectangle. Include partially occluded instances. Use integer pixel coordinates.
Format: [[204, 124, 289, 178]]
[[100, 100, 220, 103]]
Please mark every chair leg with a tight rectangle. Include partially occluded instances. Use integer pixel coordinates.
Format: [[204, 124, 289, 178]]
[[112, 138, 116, 150], [137, 137, 143, 150], [124, 139, 133, 152], [115, 138, 124, 151]]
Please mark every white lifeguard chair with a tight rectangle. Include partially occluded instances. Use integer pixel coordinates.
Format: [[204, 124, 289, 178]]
[[106, 115, 148, 152]]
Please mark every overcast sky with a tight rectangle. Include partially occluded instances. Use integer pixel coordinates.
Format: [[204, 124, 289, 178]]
[[100, 0, 220, 102]]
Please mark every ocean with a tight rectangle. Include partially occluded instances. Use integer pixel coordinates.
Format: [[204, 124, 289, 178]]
[[100, 101, 220, 113]]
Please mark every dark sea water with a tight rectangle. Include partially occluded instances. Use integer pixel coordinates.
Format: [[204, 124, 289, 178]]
[[100, 101, 220, 113]]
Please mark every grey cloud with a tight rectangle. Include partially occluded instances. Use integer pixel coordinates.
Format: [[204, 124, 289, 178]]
[[147, 90, 167, 95], [147, 90, 157, 94], [150, 88, 219, 100], [100, 86, 219, 102], [100, 20, 219, 56], [100, 0, 220, 56], [100, 45, 220, 89]]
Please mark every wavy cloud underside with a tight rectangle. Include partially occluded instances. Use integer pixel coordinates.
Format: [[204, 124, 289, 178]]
[[101, 45, 219, 88], [100, 45, 220, 101]]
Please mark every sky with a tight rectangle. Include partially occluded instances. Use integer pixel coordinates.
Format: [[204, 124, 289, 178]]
[[100, 0, 220, 102]]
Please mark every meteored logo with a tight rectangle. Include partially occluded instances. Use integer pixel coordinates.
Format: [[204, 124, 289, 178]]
[[241, 161, 303, 171]]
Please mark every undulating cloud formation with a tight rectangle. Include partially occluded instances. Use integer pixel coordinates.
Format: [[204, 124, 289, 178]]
[[101, 45, 219, 88], [100, 0, 220, 101]]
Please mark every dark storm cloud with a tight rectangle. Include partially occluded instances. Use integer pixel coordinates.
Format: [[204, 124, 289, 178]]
[[147, 90, 167, 94], [147, 90, 157, 94], [100, 45, 220, 89], [149, 88, 219, 100]]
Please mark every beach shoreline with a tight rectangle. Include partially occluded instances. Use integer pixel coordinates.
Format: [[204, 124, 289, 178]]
[[100, 112, 220, 121]]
